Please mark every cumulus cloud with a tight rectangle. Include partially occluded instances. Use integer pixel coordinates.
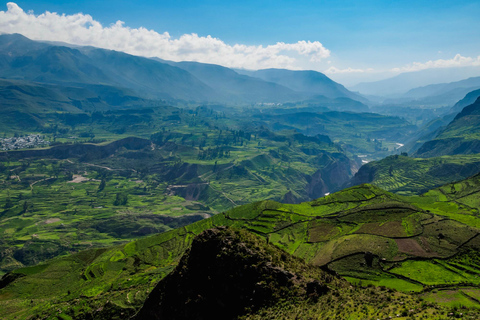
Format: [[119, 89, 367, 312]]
[[392, 54, 480, 72], [0, 2, 330, 70]]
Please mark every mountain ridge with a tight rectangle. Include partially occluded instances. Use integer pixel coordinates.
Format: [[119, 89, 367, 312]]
[[0, 33, 366, 107], [415, 96, 480, 157]]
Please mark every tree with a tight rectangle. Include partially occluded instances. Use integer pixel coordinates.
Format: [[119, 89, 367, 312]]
[[113, 193, 128, 206], [22, 201, 28, 213], [98, 179, 106, 192], [4, 197, 13, 210]]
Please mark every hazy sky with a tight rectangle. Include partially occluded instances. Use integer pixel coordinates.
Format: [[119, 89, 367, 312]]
[[1, 1, 480, 84]]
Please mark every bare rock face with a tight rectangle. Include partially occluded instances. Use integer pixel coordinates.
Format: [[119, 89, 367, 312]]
[[134, 227, 332, 320]]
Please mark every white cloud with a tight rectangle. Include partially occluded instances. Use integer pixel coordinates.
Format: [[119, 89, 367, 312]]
[[0, 2, 330, 70], [324, 66, 373, 74], [392, 54, 480, 72]]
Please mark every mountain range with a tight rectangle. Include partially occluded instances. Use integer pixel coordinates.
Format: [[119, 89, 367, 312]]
[[0, 33, 365, 108], [350, 66, 480, 97]]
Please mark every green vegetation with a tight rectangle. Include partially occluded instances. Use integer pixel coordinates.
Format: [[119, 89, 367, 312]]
[[137, 227, 468, 320], [415, 97, 480, 157], [3, 174, 480, 318], [351, 153, 480, 195], [3, 32, 480, 319], [253, 110, 416, 159], [0, 128, 355, 272]]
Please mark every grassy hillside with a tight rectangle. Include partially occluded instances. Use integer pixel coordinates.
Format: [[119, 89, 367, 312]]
[[2, 175, 480, 318], [416, 97, 480, 157], [0, 128, 357, 273], [136, 227, 463, 320], [252, 110, 417, 159], [349, 154, 480, 195]]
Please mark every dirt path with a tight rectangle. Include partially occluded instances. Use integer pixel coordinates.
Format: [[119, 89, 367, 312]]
[[197, 163, 238, 206], [67, 159, 137, 173], [30, 177, 55, 191], [199, 163, 235, 181]]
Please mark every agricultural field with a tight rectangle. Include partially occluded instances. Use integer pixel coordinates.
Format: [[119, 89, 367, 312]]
[[3, 174, 480, 318], [350, 153, 480, 195], [251, 110, 417, 160], [0, 126, 356, 273]]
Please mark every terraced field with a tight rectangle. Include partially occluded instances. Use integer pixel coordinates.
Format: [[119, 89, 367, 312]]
[[2, 174, 480, 318], [350, 153, 480, 195], [0, 130, 357, 273]]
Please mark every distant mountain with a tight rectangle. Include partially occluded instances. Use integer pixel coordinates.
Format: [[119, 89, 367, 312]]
[[350, 67, 480, 96], [393, 76, 480, 107], [0, 34, 218, 102], [238, 68, 367, 102], [415, 97, 480, 157], [450, 88, 480, 115], [0, 33, 366, 107], [163, 61, 303, 103], [0, 32, 50, 56]]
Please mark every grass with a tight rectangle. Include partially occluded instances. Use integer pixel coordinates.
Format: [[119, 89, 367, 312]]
[[344, 276, 424, 293], [353, 154, 480, 196], [2, 172, 480, 317]]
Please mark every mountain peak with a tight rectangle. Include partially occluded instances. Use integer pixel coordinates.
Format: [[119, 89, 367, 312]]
[[134, 227, 336, 320]]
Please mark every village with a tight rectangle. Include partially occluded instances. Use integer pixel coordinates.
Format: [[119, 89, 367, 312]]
[[0, 134, 50, 151]]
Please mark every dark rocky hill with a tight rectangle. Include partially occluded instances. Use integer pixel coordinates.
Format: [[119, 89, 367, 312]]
[[134, 227, 336, 320]]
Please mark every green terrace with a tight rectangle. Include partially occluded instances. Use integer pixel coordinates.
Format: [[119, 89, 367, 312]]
[[2, 174, 480, 318]]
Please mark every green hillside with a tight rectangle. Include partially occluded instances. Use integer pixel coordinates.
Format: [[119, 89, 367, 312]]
[[0, 129, 356, 273], [2, 175, 480, 318], [416, 97, 480, 157], [252, 110, 417, 159], [135, 227, 461, 320], [349, 154, 480, 195], [0, 34, 365, 106]]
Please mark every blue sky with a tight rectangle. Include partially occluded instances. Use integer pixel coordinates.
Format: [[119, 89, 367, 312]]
[[3, 1, 480, 84]]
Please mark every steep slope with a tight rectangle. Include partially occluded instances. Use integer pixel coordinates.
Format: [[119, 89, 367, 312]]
[[0, 44, 112, 85], [0, 33, 366, 105], [166, 61, 303, 103], [0, 78, 164, 133], [450, 88, 480, 115], [398, 89, 480, 154], [0, 34, 217, 102], [0, 79, 154, 113], [81, 49, 219, 101], [0, 33, 50, 57], [348, 153, 480, 195], [134, 227, 336, 320], [415, 97, 480, 157]]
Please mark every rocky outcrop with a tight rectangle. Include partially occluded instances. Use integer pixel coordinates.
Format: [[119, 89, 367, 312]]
[[133, 227, 335, 320]]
